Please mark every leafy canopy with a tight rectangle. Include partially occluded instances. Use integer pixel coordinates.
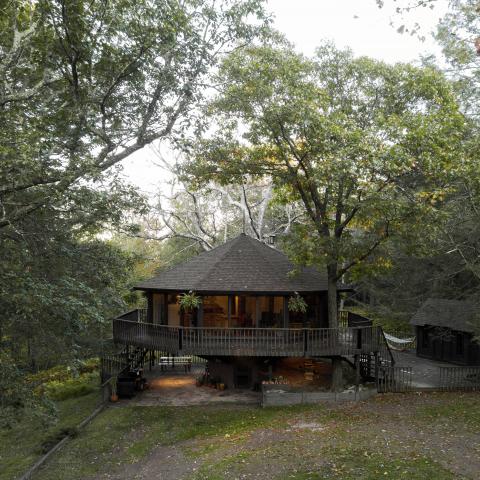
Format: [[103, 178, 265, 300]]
[[187, 44, 465, 284]]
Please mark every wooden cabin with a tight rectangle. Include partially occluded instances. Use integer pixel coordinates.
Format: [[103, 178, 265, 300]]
[[411, 299, 480, 366], [112, 234, 391, 389]]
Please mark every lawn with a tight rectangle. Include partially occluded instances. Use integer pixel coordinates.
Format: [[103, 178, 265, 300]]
[[0, 378, 102, 480], [15, 392, 479, 480]]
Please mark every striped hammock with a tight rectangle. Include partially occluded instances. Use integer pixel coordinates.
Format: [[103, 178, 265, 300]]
[[384, 332, 416, 351]]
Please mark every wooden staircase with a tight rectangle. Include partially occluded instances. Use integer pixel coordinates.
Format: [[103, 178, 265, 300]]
[[100, 346, 149, 383]]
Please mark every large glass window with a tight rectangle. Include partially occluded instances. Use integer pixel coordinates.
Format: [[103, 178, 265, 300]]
[[258, 296, 284, 328], [167, 294, 180, 326], [202, 296, 228, 327], [152, 293, 166, 325], [231, 296, 256, 328]]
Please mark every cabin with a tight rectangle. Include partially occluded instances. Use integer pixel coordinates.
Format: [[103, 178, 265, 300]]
[[411, 298, 480, 366], [112, 234, 392, 389]]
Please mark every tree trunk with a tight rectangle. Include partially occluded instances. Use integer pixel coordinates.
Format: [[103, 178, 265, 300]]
[[327, 263, 343, 391]]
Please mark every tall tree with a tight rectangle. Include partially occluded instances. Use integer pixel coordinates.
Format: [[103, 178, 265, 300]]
[[0, 0, 268, 235], [185, 44, 465, 387], [0, 0, 268, 417]]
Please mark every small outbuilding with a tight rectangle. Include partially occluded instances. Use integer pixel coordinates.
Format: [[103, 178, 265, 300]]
[[411, 298, 480, 365]]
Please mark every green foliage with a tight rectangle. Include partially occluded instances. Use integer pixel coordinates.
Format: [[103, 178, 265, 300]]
[[288, 294, 308, 314], [43, 372, 98, 401], [185, 42, 466, 334], [178, 291, 202, 311], [0, 389, 100, 480], [0, 0, 268, 420], [0, 352, 56, 429], [27, 358, 99, 384]]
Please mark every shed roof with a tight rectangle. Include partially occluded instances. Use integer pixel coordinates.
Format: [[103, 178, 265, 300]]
[[410, 298, 477, 333], [135, 233, 343, 294]]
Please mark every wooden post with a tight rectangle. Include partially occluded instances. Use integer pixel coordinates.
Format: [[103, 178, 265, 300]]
[[228, 295, 232, 327], [255, 296, 260, 328], [197, 301, 204, 327], [147, 292, 153, 323], [354, 354, 360, 398], [283, 296, 289, 328]]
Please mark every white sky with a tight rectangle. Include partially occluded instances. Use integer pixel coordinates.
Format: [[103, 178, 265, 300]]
[[121, 0, 448, 197]]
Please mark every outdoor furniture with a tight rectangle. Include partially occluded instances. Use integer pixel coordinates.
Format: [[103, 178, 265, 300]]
[[159, 356, 193, 372]]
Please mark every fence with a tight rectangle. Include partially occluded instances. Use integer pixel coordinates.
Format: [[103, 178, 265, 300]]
[[377, 366, 413, 393], [439, 366, 480, 391]]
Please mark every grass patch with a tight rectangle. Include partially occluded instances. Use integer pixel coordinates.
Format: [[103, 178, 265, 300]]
[[415, 393, 480, 429], [17, 393, 479, 480], [287, 447, 458, 480], [34, 404, 336, 480], [0, 386, 101, 480]]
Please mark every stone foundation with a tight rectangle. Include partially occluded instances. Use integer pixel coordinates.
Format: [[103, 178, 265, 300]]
[[261, 384, 377, 406]]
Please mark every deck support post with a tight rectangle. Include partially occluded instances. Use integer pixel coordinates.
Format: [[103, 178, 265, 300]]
[[354, 354, 360, 397], [374, 352, 379, 391], [125, 345, 130, 369]]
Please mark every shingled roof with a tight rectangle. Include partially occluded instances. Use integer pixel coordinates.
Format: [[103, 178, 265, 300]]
[[410, 298, 477, 333], [135, 233, 340, 294]]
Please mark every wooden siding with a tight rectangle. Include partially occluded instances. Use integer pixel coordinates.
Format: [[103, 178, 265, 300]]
[[416, 326, 480, 366]]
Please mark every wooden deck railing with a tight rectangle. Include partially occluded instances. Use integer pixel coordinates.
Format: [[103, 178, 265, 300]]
[[113, 317, 388, 358]]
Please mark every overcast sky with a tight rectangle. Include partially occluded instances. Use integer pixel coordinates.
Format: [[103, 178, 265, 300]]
[[121, 0, 448, 197]]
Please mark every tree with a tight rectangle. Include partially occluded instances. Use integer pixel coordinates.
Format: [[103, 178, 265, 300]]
[[185, 44, 465, 388], [0, 0, 269, 420], [0, 0, 268, 235], [143, 175, 303, 251]]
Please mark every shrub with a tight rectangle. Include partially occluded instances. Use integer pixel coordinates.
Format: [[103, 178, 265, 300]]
[[44, 373, 97, 401]]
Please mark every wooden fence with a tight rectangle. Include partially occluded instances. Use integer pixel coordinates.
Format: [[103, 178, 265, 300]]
[[377, 366, 413, 393], [439, 366, 480, 391]]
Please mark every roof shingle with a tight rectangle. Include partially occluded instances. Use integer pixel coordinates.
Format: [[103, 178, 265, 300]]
[[135, 234, 337, 294], [410, 298, 477, 333]]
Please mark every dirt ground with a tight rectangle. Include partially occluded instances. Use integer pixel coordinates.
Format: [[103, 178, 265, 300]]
[[126, 373, 260, 406], [91, 392, 480, 480]]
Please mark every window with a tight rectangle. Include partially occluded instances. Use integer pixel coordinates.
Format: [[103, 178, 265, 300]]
[[202, 296, 228, 327], [422, 328, 429, 348], [456, 333, 464, 356], [152, 293, 166, 324], [231, 296, 256, 328], [258, 296, 284, 328], [167, 294, 180, 326]]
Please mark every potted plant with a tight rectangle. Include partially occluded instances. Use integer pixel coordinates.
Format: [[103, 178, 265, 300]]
[[288, 292, 308, 314], [110, 375, 119, 402], [178, 290, 202, 311]]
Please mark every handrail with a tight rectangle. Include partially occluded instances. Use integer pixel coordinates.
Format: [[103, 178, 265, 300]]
[[113, 317, 388, 358], [378, 327, 395, 367]]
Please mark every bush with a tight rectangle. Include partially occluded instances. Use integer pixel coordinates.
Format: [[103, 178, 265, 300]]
[[27, 358, 99, 385], [44, 372, 97, 401]]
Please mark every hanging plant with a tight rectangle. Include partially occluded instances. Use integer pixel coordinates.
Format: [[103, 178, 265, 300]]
[[288, 293, 307, 314], [178, 291, 202, 311]]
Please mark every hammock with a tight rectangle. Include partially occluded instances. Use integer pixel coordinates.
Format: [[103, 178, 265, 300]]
[[383, 332, 416, 351]]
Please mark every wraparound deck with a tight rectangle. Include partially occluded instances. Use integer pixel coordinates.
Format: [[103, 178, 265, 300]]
[[113, 317, 390, 358]]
